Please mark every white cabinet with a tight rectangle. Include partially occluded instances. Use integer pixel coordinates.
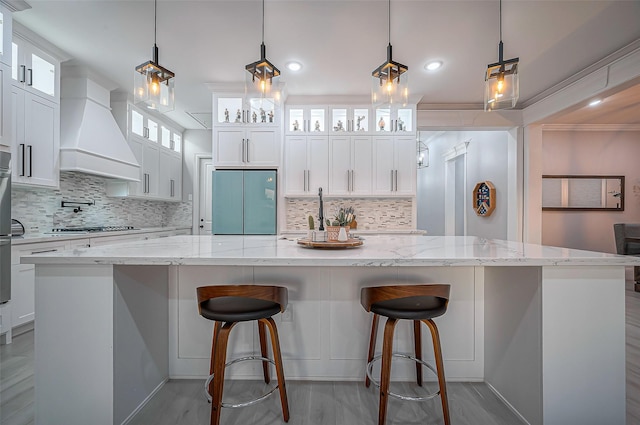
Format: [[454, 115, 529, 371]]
[[0, 63, 10, 148], [0, 5, 12, 67], [329, 106, 372, 134], [328, 135, 372, 196], [11, 36, 59, 102], [373, 136, 416, 196], [214, 127, 279, 167], [159, 150, 182, 200], [373, 105, 415, 134], [286, 106, 327, 134], [214, 93, 279, 127], [11, 85, 59, 187], [130, 107, 159, 143], [284, 135, 328, 196]]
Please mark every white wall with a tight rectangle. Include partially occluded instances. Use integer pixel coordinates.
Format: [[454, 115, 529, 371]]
[[182, 129, 212, 201], [417, 130, 511, 239], [541, 129, 640, 253]]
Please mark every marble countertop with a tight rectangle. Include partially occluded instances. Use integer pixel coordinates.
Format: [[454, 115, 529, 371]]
[[20, 235, 640, 267], [11, 226, 191, 245]]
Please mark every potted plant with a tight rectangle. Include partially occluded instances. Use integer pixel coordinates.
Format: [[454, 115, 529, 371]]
[[326, 206, 355, 241]]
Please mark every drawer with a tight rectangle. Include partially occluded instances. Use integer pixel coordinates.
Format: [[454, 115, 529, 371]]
[[12, 241, 68, 265]]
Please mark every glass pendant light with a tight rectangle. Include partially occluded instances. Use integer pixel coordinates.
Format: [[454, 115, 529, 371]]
[[245, 0, 280, 100], [134, 0, 175, 113], [484, 0, 519, 111], [372, 0, 408, 107]]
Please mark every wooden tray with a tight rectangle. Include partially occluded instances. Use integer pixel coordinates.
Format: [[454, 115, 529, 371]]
[[297, 238, 363, 249]]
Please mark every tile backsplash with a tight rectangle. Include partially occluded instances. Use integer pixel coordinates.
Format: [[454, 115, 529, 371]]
[[285, 198, 413, 231], [12, 172, 192, 235]]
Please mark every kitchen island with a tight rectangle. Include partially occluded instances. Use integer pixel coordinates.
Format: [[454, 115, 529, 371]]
[[23, 235, 638, 425]]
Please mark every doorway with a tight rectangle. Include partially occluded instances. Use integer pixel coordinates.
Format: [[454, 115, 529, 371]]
[[194, 156, 213, 235]]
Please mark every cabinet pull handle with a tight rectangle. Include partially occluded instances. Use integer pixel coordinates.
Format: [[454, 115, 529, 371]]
[[242, 110, 245, 123], [390, 170, 394, 191], [351, 170, 354, 192], [303, 169, 307, 192], [27, 145, 33, 177], [19, 65, 26, 83], [242, 138, 246, 163], [19, 144, 25, 176], [245, 139, 250, 163], [394, 170, 398, 191], [27, 68, 33, 86], [170, 179, 175, 197], [31, 248, 58, 254]]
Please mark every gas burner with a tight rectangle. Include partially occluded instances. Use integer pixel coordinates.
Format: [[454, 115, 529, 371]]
[[51, 226, 137, 233]]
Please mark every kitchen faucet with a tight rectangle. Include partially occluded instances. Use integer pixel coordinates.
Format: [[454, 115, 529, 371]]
[[318, 187, 325, 231]]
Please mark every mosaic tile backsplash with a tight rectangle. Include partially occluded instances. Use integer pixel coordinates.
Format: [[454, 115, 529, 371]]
[[285, 198, 413, 231], [12, 172, 192, 235]]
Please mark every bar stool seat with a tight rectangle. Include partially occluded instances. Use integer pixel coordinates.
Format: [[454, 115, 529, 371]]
[[361, 284, 451, 425], [197, 285, 290, 425]]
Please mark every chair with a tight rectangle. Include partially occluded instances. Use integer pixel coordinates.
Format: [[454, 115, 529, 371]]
[[613, 223, 640, 291], [361, 284, 451, 425], [196, 285, 290, 425]]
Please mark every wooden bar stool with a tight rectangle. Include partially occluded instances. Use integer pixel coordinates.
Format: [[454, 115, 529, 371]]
[[196, 285, 290, 425], [361, 284, 451, 425]]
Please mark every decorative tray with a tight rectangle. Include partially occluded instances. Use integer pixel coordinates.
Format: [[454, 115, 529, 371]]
[[296, 238, 363, 249]]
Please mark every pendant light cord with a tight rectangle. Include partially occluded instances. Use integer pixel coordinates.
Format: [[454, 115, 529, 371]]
[[499, 0, 502, 43], [154, 0, 157, 46], [262, 0, 265, 44], [388, 0, 391, 45]]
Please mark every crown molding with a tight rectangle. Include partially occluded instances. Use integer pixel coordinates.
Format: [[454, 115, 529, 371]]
[[542, 124, 640, 132]]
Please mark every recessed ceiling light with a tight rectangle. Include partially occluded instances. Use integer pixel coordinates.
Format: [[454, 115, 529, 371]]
[[425, 61, 443, 71], [589, 99, 602, 107], [286, 61, 302, 72]]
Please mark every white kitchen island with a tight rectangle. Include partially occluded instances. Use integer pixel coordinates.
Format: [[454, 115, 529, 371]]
[[22, 235, 639, 425]]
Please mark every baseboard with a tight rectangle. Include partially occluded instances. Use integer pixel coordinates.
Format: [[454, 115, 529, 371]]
[[13, 321, 34, 336], [120, 378, 168, 425], [485, 381, 532, 425]]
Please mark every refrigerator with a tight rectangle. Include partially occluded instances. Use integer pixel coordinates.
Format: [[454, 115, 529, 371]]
[[212, 170, 276, 235], [0, 151, 11, 304]]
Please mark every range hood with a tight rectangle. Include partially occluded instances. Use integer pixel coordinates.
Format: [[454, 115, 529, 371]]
[[60, 71, 140, 181]]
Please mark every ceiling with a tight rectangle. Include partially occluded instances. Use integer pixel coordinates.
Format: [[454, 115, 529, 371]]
[[12, 0, 640, 130]]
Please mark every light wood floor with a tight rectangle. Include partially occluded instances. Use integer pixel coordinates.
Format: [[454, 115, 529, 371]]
[[3, 279, 640, 425]]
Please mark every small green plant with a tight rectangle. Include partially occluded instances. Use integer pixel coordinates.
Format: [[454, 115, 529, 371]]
[[308, 215, 315, 230], [328, 206, 355, 227]]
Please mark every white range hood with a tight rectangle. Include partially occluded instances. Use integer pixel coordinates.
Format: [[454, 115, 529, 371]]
[[60, 72, 140, 181]]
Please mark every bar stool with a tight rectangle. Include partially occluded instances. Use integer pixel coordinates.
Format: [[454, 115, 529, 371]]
[[361, 284, 451, 425], [196, 285, 290, 425]]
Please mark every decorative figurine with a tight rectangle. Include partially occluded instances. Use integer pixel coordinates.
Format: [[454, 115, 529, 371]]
[[224, 108, 230, 123], [356, 115, 365, 131], [252, 111, 257, 123], [293, 120, 300, 131], [334, 120, 344, 131], [315, 120, 321, 131], [397, 117, 404, 131], [260, 108, 266, 123], [268, 110, 274, 123], [378, 117, 385, 131], [235, 109, 242, 123]]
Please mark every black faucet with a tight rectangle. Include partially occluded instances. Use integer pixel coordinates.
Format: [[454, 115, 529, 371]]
[[318, 187, 325, 231]]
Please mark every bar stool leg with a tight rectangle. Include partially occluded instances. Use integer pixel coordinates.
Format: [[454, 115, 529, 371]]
[[413, 320, 423, 387], [211, 322, 235, 425], [379, 317, 398, 425], [423, 319, 450, 425], [258, 320, 271, 384], [365, 314, 380, 387], [209, 321, 222, 397], [261, 317, 290, 422]]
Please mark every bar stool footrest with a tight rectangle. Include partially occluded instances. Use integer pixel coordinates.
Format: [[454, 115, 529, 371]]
[[366, 353, 441, 401], [204, 355, 279, 408]]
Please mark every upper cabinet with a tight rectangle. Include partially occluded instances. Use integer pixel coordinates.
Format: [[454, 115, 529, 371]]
[[286, 106, 327, 135], [0, 4, 13, 67], [11, 36, 59, 103], [373, 105, 415, 134], [329, 106, 372, 134], [214, 93, 279, 128]]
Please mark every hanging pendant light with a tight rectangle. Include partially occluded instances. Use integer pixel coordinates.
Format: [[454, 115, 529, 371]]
[[134, 0, 175, 113], [372, 0, 408, 107], [484, 0, 519, 111], [245, 0, 280, 99]]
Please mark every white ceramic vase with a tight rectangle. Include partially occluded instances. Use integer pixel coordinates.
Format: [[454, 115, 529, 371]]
[[338, 226, 348, 242]]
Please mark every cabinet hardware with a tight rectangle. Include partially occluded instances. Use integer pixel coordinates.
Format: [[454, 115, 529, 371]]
[[27, 68, 33, 86], [242, 138, 246, 163], [143, 127, 149, 139], [246, 139, 250, 163], [390, 170, 394, 191], [394, 170, 398, 191], [170, 179, 175, 197], [303, 169, 307, 192], [19, 144, 25, 176], [31, 249, 58, 254], [27, 145, 33, 177], [170, 139, 175, 150], [19, 65, 26, 83]]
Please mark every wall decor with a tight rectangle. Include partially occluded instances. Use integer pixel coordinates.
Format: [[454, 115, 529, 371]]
[[542, 175, 624, 211], [473, 180, 496, 216]]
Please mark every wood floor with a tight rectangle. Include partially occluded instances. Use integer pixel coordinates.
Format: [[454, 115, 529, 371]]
[[3, 279, 640, 425]]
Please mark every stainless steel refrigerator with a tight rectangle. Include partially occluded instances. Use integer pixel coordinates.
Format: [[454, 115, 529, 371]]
[[0, 152, 11, 304], [212, 170, 276, 235]]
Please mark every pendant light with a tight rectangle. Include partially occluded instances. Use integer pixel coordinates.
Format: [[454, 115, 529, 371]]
[[372, 0, 408, 107], [245, 0, 280, 99], [134, 0, 175, 113], [484, 0, 519, 111]]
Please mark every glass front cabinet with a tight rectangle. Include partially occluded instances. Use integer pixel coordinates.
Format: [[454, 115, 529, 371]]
[[329, 106, 372, 133], [215, 94, 279, 127], [286, 106, 327, 134], [374, 105, 415, 134]]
